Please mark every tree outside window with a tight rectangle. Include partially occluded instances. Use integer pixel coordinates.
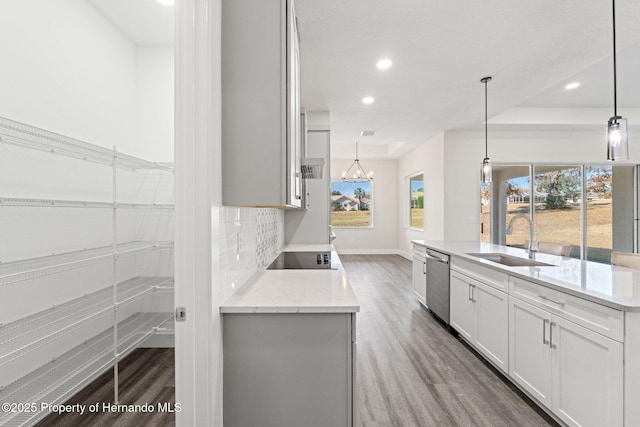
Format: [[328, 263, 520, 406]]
[[484, 164, 628, 264]]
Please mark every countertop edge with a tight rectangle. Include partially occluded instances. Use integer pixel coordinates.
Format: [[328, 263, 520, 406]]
[[220, 305, 360, 314], [220, 244, 361, 314], [413, 240, 640, 312], [454, 253, 634, 312]]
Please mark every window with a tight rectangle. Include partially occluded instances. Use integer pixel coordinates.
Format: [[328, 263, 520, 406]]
[[409, 173, 424, 229], [481, 164, 635, 264], [586, 165, 614, 263], [533, 165, 582, 259], [330, 181, 372, 227], [480, 182, 491, 243]]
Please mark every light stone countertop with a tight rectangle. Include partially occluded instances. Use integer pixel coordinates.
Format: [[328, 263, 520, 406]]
[[412, 240, 640, 312], [220, 244, 360, 314]]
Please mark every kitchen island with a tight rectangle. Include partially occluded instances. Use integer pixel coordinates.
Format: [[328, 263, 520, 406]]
[[412, 239, 640, 427], [221, 244, 359, 314], [221, 245, 359, 427]]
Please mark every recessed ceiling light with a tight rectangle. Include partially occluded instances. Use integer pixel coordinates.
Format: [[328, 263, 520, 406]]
[[156, 0, 175, 6], [565, 82, 580, 90], [360, 130, 376, 137], [376, 59, 392, 70], [362, 96, 375, 104]]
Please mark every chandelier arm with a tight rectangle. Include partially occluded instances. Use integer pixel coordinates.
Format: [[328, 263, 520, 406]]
[[356, 161, 368, 177], [343, 160, 359, 177], [342, 142, 372, 182]]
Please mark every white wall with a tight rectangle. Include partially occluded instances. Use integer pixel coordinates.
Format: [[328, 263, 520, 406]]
[[0, 1, 175, 162], [443, 128, 640, 241], [136, 46, 175, 162], [285, 130, 331, 244], [397, 133, 445, 258], [330, 159, 398, 254], [0, 0, 137, 150]]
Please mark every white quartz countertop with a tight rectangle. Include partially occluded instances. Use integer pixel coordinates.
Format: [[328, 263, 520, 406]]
[[220, 244, 360, 314], [412, 240, 640, 311]]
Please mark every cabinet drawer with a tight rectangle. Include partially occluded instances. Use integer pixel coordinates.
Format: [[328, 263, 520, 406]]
[[451, 257, 508, 292], [413, 244, 426, 256], [509, 276, 623, 342]]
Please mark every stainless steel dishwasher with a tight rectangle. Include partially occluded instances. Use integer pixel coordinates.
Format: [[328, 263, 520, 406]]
[[425, 249, 451, 325]]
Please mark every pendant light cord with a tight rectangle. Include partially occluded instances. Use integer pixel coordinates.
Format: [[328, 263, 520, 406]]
[[612, 0, 618, 117], [484, 79, 488, 157]]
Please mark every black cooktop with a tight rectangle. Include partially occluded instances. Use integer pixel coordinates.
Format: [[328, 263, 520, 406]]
[[267, 251, 337, 270]]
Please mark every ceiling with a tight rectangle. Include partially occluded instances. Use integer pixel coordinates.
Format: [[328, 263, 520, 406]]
[[87, 0, 640, 160], [88, 0, 174, 45], [296, 0, 640, 159]]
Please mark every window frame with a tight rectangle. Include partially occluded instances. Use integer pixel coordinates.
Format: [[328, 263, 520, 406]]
[[483, 162, 634, 264], [407, 171, 425, 231], [329, 180, 374, 229]]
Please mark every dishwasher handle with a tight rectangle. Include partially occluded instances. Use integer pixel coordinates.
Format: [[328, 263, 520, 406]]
[[425, 252, 449, 264]]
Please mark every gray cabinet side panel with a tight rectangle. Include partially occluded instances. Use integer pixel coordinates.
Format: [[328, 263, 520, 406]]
[[223, 313, 351, 427], [221, 0, 285, 206], [285, 130, 331, 243]]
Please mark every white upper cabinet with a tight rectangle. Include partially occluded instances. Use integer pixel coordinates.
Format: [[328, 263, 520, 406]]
[[221, 0, 302, 208]]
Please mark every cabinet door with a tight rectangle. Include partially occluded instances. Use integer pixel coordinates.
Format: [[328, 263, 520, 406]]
[[412, 255, 426, 306], [286, 0, 302, 208], [551, 316, 623, 427], [474, 282, 508, 373], [450, 272, 474, 341], [509, 297, 552, 409]]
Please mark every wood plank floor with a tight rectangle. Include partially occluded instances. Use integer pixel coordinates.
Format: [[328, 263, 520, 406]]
[[37, 348, 175, 427], [342, 254, 558, 427], [37, 254, 557, 426]]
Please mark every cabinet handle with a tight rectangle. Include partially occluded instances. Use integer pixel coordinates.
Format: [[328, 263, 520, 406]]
[[294, 174, 302, 200], [549, 322, 557, 349], [539, 295, 565, 306], [542, 319, 549, 345], [468, 284, 476, 302], [423, 261, 426, 275]]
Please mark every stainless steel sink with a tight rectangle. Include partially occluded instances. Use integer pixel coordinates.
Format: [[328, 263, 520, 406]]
[[466, 253, 554, 267]]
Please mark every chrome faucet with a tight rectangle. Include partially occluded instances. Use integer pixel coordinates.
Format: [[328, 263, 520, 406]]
[[506, 213, 536, 259]]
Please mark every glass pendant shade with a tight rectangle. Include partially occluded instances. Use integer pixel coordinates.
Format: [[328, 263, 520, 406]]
[[607, 0, 629, 161], [607, 116, 628, 160], [481, 157, 492, 183]]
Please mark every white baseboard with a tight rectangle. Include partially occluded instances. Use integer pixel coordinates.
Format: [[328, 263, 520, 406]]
[[398, 250, 412, 260], [336, 248, 401, 255], [140, 333, 175, 348]]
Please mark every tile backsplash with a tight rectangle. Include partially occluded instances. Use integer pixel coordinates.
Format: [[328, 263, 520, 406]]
[[219, 207, 283, 296], [256, 208, 284, 268]]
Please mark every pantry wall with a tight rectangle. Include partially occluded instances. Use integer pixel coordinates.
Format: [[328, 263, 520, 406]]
[[0, 1, 177, 425], [0, 2, 286, 425]]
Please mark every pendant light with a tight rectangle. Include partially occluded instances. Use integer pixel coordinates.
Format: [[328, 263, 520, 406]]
[[480, 76, 493, 183], [607, 0, 628, 160], [342, 142, 373, 182]]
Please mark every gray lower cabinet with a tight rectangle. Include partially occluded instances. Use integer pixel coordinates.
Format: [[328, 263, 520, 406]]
[[223, 312, 356, 427]]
